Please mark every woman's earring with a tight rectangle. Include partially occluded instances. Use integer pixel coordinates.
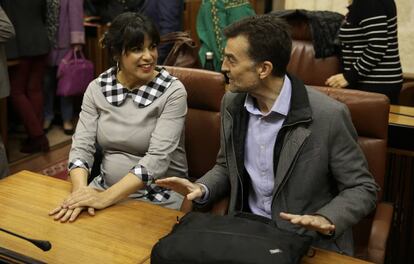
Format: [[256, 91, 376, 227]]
[[116, 61, 120, 73]]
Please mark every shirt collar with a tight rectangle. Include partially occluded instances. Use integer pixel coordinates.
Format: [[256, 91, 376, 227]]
[[244, 75, 292, 117], [98, 66, 176, 107]]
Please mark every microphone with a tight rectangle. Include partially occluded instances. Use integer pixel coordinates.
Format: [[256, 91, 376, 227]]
[[0, 228, 52, 251]]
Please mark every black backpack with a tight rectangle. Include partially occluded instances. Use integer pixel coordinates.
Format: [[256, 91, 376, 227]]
[[151, 212, 313, 264]]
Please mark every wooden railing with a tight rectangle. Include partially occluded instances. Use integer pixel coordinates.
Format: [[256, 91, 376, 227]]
[[385, 105, 414, 264]]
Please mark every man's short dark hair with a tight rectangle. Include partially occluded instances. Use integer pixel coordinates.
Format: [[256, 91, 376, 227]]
[[102, 12, 160, 61], [223, 14, 292, 77]]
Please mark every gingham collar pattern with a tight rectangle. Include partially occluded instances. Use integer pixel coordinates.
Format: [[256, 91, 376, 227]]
[[98, 66, 176, 107]]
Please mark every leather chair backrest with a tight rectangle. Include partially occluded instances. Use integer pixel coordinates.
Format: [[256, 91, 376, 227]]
[[164, 66, 225, 181], [286, 16, 341, 86], [399, 81, 414, 106]]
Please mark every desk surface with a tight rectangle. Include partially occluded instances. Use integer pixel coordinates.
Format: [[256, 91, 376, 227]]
[[0, 171, 180, 264], [0, 171, 371, 264], [389, 104, 414, 127]]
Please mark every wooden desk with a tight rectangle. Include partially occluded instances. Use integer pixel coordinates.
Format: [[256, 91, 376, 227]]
[[388, 104, 414, 152], [0, 171, 371, 264], [389, 104, 414, 127], [0, 171, 180, 264]]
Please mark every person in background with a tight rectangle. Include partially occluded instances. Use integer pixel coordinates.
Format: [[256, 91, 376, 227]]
[[85, 0, 184, 65], [49, 12, 188, 222], [43, 0, 85, 135], [141, 0, 184, 64], [1, 0, 50, 153], [326, 0, 402, 104], [157, 14, 378, 256], [196, 0, 255, 71], [0, 5, 14, 179]]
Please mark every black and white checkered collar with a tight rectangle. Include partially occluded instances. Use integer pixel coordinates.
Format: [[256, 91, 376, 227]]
[[97, 66, 176, 107]]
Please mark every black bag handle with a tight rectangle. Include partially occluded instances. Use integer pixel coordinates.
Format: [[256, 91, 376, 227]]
[[233, 211, 278, 226]]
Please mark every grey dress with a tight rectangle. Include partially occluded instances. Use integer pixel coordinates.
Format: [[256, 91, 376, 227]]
[[69, 67, 188, 209]]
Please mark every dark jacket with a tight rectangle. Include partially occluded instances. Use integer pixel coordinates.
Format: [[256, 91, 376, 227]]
[[1, 0, 50, 59], [272, 9, 344, 58]]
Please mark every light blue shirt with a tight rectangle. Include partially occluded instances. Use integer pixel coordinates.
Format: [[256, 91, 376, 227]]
[[244, 76, 292, 218]]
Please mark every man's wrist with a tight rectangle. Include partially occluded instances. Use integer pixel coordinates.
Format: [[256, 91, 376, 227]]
[[197, 183, 206, 199], [193, 183, 209, 204]]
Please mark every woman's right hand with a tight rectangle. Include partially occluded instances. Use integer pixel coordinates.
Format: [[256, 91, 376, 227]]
[[49, 196, 95, 223], [155, 177, 204, 201], [50, 167, 93, 222]]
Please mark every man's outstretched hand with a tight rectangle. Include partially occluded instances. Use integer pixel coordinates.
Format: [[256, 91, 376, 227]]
[[280, 212, 335, 235], [156, 177, 204, 200]]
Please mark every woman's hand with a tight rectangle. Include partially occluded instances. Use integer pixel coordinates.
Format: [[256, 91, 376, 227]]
[[49, 188, 97, 223], [49, 204, 95, 223], [49, 168, 94, 222], [62, 186, 109, 210], [325, 73, 349, 88]]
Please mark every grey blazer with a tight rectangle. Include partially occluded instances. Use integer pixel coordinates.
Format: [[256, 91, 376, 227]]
[[197, 75, 379, 255]]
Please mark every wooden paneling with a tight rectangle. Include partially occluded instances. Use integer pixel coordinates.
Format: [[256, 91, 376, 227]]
[[183, 0, 202, 46], [385, 105, 414, 264], [84, 23, 110, 77], [385, 149, 414, 264]]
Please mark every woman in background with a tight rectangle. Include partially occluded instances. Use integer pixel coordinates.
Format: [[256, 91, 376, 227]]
[[43, 0, 85, 135], [85, 0, 184, 64], [49, 13, 188, 222], [326, 0, 403, 103], [2, 0, 50, 153]]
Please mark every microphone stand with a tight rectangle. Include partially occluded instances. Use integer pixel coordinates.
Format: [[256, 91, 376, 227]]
[[0, 228, 51, 251]]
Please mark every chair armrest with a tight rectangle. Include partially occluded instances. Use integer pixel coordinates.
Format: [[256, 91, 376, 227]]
[[367, 202, 394, 264], [399, 81, 414, 106]]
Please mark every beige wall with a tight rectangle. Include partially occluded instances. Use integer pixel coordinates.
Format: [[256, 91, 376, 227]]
[[396, 0, 414, 74], [282, 0, 414, 74], [284, 0, 348, 15]]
